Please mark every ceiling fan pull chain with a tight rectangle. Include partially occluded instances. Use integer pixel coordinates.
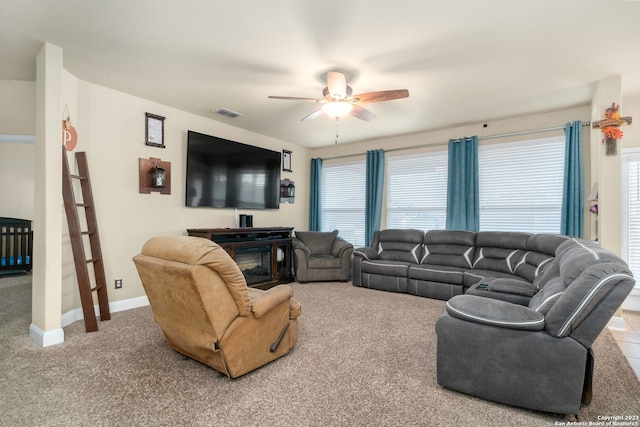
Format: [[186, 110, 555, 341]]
[[334, 118, 340, 144]]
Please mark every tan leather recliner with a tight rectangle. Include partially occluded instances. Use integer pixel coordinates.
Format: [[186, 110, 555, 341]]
[[133, 235, 301, 378]]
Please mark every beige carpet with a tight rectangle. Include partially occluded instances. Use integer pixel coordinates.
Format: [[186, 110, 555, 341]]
[[1, 274, 639, 426]]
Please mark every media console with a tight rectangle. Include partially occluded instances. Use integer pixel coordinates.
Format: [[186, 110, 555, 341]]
[[186, 227, 294, 289]]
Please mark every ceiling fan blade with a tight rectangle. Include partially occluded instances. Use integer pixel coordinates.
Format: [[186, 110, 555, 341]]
[[268, 95, 323, 102], [327, 71, 347, 99], [350, 104, 376, 121], [300, 108, 325, 121], [352, 89, 409, 103]]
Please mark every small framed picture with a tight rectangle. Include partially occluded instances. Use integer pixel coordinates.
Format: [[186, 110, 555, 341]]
[[282, 150, 292, 172], [145, 113, 165, 148]]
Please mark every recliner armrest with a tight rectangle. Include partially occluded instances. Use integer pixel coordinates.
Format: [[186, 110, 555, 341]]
[[251, 285, 293, 318], [353, 247, 378, 260], [446, 295, 545, 331]]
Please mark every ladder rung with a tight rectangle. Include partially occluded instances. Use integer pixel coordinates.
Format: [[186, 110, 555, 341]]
[[81, 231, 94, 236], [90, 285, 102, 292], [86, 257, 99, 264], [76, 203, 91, 208], [70, 174, 87, 180]]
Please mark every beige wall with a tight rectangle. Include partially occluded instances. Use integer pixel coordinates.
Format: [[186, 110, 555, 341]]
[[0, 80, 36, 134], [622, 92, 640, 150], [0, 80, 36, 220], [0, 142, 34, 220], [58, 71, 309, 312]]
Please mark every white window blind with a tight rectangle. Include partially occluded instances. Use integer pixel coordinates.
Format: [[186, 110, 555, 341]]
[[478, 136, 565, 233], [387, 151, 448, 230], [622, 150, 640, 285], [321, 160, 366, 247]]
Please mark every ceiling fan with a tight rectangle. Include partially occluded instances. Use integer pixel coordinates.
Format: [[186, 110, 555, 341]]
[[268, 71, 409, 122]]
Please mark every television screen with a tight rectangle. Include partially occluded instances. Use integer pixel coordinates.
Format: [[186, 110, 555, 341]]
[[185, 131, 281, 209]]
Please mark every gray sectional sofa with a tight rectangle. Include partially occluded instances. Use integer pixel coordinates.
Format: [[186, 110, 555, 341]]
[[352, 228, 568, 301], [352, 228, 636, 415]]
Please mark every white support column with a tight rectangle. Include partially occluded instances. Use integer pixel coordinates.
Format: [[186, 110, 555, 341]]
[[591, 76, 628, 329], [30, 43, 64, 347]]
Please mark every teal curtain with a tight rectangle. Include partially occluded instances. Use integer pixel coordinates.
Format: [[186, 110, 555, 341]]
[[446, 136, 479, 231], [561, 121, 583, 237], [365, 149, 385, 246], [309, 158, 323, 231]]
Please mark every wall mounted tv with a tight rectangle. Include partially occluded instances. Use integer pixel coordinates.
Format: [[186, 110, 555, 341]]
[[185, 131, 281, 209]]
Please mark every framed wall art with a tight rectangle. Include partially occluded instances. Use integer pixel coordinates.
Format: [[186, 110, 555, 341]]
[[282, 150, 292, 172], [145, 112, 165, 148]]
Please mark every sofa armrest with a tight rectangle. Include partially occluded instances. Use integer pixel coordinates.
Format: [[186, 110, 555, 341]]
[[332, 237, 353, 257], [353, 247, 378, 260], [292, 238, 311, 257], [251, 285, 293, 318], [445, 295, 545, 331]]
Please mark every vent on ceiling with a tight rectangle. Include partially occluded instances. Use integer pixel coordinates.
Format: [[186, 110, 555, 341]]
[[213, 108, 243, 119]]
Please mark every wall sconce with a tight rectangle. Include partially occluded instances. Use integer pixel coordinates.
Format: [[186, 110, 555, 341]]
[[280, 179, 295, 204], [139, 157, 171, 195], [151, 164, 167, 188]]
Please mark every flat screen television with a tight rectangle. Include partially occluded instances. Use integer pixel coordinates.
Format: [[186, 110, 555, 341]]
[[185, 131, 281, 209]]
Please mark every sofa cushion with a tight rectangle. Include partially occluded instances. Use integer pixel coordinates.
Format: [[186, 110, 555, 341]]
[[513, 234, 568, 282], [463, 269, 524, 288], [532, 256, 561, 290], [408, 264, 466, 285], [474, 277, 537, 296], [422, 230, 476, 269], [295, 230, 338, 255], [307, 255, 343, 269], [465, 276, 537, 305], [473, 231, 530, 275], [361, 259, 412, 276], [525, 233, 568, 256], [529, 275, 565, 315], [376, 229, 424, 263]]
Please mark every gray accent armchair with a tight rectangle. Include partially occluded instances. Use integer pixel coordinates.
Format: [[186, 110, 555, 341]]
[[292, 230, 353, 283], [435, 239, 635, 415]]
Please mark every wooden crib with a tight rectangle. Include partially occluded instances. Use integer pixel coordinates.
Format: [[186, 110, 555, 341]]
[[0, 217, 33, 274]]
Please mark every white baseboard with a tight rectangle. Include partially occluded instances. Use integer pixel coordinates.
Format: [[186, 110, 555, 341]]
[[29, 323, 64, 347], [622, 288, 640, 312], [607, 315, 626, 331], [61, 295, 150, 328]]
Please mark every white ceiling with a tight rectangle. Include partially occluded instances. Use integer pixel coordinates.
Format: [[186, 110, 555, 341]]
[[2, 0, 640, 148]]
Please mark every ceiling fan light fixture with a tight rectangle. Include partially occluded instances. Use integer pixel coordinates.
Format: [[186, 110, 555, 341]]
[[322, 102, 353, 118]]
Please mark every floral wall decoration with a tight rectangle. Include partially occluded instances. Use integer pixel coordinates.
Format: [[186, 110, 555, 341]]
[[592, 102, 632, 156]]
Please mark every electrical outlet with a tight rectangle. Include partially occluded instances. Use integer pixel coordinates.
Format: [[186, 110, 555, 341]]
[[115, 278, 122, 289]]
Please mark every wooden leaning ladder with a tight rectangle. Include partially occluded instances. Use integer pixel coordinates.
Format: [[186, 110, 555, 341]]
[[62, 147, 111, 332]]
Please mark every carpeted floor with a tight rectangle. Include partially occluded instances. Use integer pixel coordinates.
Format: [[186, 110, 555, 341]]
[[1, 274, 639, 426]]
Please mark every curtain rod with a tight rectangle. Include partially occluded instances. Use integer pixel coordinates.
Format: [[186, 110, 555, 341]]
[[321, 121, 590, 161]]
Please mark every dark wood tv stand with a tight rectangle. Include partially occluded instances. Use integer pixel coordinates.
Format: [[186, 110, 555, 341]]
[[186, 227, 294, 289]]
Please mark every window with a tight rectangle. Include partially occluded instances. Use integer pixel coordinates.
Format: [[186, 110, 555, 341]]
[[387, 151, 448, 230], [622, 149, 640, 285], [321, 160, 366, 247], [478, 136, 565, 233]]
